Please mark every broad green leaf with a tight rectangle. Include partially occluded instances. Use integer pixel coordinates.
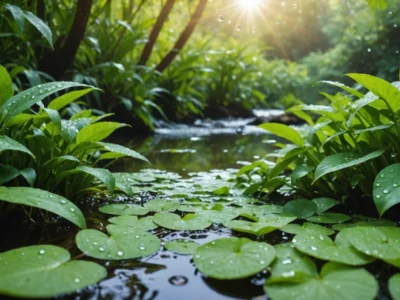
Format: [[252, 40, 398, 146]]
[[0, 65, 13, 106], [196, 206, 240, 224], [265, 262, 378, 300], [373, 164, 400, 216], [48, 88, 94, 111], [99, 204, 150, 216], [307, 213, 351, 224], [0, 187, 86, 228], [75, 122, 125, 144], [314, 150, 384, 182], [144, 199, 180, 212], [19, 167, 36, 186], [153, 212, 211, 230], [0, 136, 35, 158], [319, 80, 363, 98], [237, 161, 269, 177], [0, 245, 106, 298], [293, 231, 374, 266], [107, 216, 157, 234], [281, 222, 334, 236], [75, 166, 115, 193], [76, 229, 160, 260], [212, 186, 230, 195], [283, 199, 317, 219], [291, 164, 314, 183], [165, 239, 200, 255], [239, 204, 283, 219], [259, 123, 304, 146], [312, 197, 339, 215], [268, 243, 317, 283], [5, 4, 25, 32], [389, 274, 400, 300], [332, 218, 396, 231], [22, 11, 53, 47], [0, 164, 19, 185], [98, 142, 149, 163], [194, 237, 275, 280]]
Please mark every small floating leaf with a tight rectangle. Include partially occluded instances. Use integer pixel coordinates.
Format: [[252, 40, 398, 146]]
[[165, 239, 200, 255], [145, 199, 180, 212], [212, 186, 230, 196], [373, 164, 400, 216], [307, 212, 351, 224], [153, 212, 211, 231], [389, 274, 400, 300], [99, 204, 150, 216], [312, 197, 339, 215], [0, 245, 106, 298], [281, 222, 334, 236], [194, 237, 275, 280], [106, 216, 157, 235], [283, 199, 317, 218]]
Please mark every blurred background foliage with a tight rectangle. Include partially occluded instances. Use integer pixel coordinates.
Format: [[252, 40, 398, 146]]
[[0, 0, 398, 131]]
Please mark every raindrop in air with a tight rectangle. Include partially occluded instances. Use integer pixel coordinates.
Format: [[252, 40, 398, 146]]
[[218, 15, 224, 22]]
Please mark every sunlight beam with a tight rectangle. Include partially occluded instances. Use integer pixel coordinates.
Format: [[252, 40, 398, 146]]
[[237, 0, 262, 11]]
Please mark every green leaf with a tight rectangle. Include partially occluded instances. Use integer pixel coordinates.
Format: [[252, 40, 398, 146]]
[[366, 0, 387, 9], [373, 163, 400, 216], [0, 135, 35, 158], [106, 216, 157, 235], [5, 4, 25, 32], [98, 142, 149, 163], [48, 88, 94, 111], [0, 187, 86, 228], [75, 122, 125, 144], [312, 197, 339, 215], [153, 212, 212, 230], [22, 11, 53, 47], [196, 206, 240, 224], [76, 229, 161, 260], [0, 164, 19, 185], [265, 262, 378, 300], [212, 186, 230, 195], [99, 204, 150, 216], [0, 65, 13, 106], [0, 245, 106, 298], [291, 164, 314, 183], [194, 237, 275, 280], [307, 213, 351, 224], [239, 204, 283, 219], [144, 199, 180, 212], [283, 199, 317, 219], [319, 80, 364, 98], [332, 217, 396, 231], [75, 166, 115, 193], [165, 239, 200, 255], [389, 274, 400, 300], [259, 123, 304, 146], [314, 150, 384, 182], [293, 231, 374, 266], [19, 167, 36, 186], [281, 222, 334, 236]]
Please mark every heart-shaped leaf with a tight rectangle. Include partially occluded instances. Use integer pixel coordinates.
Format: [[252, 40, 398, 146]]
[[194, 237, 275, 280], [389, 274, 400, 300], [0, 245, 106, 298], [145, 199, 180, 212], [281, 222, 334, 236], [153, 212, 211, 230], [307, 212, 351, 224], [99, 204, 150, 216], [373, 164, 400, 216], [165, 239, 200, 255], [196, 206, 240, 224], [76, 229, 160, 260], [106, 216, 157, 235], [312, 198, 339, 214], [283, 199, 317, 218], [239, 204, 283, 219]]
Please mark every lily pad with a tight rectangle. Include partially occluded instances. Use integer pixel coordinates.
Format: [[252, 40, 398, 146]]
[[281, 222, 334, 236], [268, 243, 317, 283], [99, 204, 150, 216], [196, 205, 240, 224], [307, 212, 351, 224], [193, 237, 275, 280], [332, 218, 396, 231], [265, 262, 378, 300], [76, 229, 160, 260], [239, 204, 283, 219], [144, 199, 180, 212], [106, 216, 157, 235], [293, 231, 374, 266], [389, 274, 400, 300], [373, 164, 400, 216], [312, 197, 339, 214], [223, 215, 296, 236], [164, 239, 200, 255], [0, 245, 106, 298], [283, 199, 317, 219], [342, 226, 400, 266], [153, 212, 212, 230]]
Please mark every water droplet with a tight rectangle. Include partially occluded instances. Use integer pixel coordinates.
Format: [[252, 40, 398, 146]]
[[394, 182, 399, 187], [210, 260, 215, 264], [260, 260, 266, 264], [39, 249, 45, 255], [74, 278, 80, 283], [99, 247, 105, 252], [135, 235, 140, 239], [376, 194, 381, 199], [117, 251, 124, 256], [217, 15, 224, 22], [383, 189, 389, 194], [169, 275, 188, 286], [282, 270, 295, 277], [70, 208, 75, 212], [376, 183, 381, 187], [139, 246, 146, 251], [93, 242, 98, 246], [310, 246, 317, 251], [282, 259, 292, 265]]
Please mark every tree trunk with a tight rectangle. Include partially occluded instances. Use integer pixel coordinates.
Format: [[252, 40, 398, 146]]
[[138, 0, 176, 66], [39, 0, 93, 79], [155, 0, 207, 73]]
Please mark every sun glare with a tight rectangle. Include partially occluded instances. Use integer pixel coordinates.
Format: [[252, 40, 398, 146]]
[[238, 0, 262, 10]]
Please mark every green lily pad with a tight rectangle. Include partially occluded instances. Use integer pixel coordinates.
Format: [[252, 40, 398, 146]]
[[389, 274, 400, 300], [213, 186, 230, 195], [281, 222, 334, 236], [373, 164, 400, 216], [164, 239, 200, 255], [332, 218, 396, 231], [265, 262, 378, 300], [268, 243, 317, 283], [99, 204, 150, 216], [223, 215, 296, 236], [293, 231, 374, 266], [144, 199, 180, 212], [239, 204, 283, 219], [106, 216, 157, 235], [307, 212, 351, 224], [196, 205, 240, 224], [342, 226, 400, 266], [283, 199, 317, 218], [76, 229, 160, 260], [193, 237, 275, 280], [312, 197, 339, 214], [153, 212, 212, 230], [0, 245, 106, 298]]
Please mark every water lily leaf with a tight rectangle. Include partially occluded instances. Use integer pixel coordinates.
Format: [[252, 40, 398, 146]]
[[76, 229, 160, 260], [0, 245, 106, 298], [165, 239, 200, 255], [373, 164, 400, 216], [99, 204, 150, 216], [259, 123, 304, 146], [389, 274, 400, 300], [293, 231, 374, 266], [194, 237, 275, 280], [314, 150, 384, 182], [283, 199, 317, 218], [268, 243, 317, 283], [153, 212, 211, 230], [106, 216, 157, 235], [213, 186, 230, 195], [239, 204, 283, 219], [0, 187, 86, 228], [223, 215, 296, 236], [342, 226, 400, 266], [145, 199, 180, 212], [281, 222, 334, 236], [332, 218, 396, 231], [312, 198, 339, 214], [196, 206, 240, 224], [307, 212, 351, 224], [265, 262, 378, 300]]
